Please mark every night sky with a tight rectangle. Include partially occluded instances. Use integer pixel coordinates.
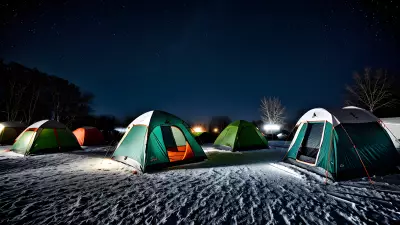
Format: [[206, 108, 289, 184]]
[[1, 0, 399, 123]]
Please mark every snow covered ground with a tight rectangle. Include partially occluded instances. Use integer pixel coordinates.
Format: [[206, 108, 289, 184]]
[[0, 144, 400, 225], [268, 140, 291, 149]]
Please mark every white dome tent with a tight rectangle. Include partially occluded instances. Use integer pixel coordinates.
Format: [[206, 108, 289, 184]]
[[284, 106, 400, 181]]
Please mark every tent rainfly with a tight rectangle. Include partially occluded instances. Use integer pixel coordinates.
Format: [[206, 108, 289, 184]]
[[284, 106, 400, 181], [113, 110, 207, 172], [73, 127, 104, 146], [213, 120, 269, 151], [11, 120, 81, 155], [0, 122, 26, 145]]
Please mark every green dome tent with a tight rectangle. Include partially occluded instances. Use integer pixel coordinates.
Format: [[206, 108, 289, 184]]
[[113, 110, 207, 172], [11, 120, 81, 155], [284, 106, 400, 181], [213, 120, 269, 151], [0, 121, 26, 145]]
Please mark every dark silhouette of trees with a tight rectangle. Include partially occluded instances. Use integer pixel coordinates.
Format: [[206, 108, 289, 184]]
[[345, 68, 398, 113], [94, 115, 118, 131], [0, 61, 93, 127], [345, 68, 400, 117], [374, 75, 400, 118]]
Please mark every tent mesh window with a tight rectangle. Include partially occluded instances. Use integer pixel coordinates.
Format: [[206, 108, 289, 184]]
[[297, 122, 324, 164]]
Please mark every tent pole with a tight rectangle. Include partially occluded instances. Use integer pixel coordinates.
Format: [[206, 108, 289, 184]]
[[100, 133, 126, 168], [54, 128, 61, 150], [339, 123, 373, 184], [102, 142, 114, 160]]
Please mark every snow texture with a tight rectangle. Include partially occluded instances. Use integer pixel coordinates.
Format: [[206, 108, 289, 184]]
[[0, 143, 400, 225]]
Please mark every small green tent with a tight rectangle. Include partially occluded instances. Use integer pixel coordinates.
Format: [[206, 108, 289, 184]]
[[213, 120, 269, 151], [284, 106, 400, 181], [11, 120, 81, 155], [0, 122, 26, 145], [113, 110, 207, 172]]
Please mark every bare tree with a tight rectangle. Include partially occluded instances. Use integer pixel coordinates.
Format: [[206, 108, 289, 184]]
[[260, 97, 285, 124], [346, 68, 398, 112], [3, 79, 28, 121], [0, 62, 94, 124], [23, 85, 40, 124]]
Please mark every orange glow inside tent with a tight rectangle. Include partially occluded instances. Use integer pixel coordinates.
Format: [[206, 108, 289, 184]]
[[73, 127, 104, 146]]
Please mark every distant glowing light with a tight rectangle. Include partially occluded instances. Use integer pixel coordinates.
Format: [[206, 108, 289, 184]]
[[213, 128, 219, 133], [263, 124, 281, 132], [0, 124, 4, 132], [193, 126, 205, 133], [277, 133, 287, 139], [115, 127, 126, 133]]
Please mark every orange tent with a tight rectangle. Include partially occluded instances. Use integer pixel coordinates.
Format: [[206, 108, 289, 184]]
[[73, 127, 104, 146]]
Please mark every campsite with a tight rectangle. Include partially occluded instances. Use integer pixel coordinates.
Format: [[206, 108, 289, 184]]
[[1, 0, 400, 224], [1, 107, 400, 224]]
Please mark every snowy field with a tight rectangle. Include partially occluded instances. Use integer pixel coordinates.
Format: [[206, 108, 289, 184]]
[[1, 144, 400, 225]]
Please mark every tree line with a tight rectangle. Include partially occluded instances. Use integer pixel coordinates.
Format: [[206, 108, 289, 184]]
[[1, 61, 399, 136], [0, 61, 234, 135], [0, 60, 117, 130]]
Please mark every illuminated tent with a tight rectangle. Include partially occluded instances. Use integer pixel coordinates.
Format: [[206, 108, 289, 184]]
[[284, 106, 400, 181], [213, 120, 269, 151], [11, 120, 81, 155], [113, 110, 207, 172], [0, 122, 26, 145], [73, 127, 104, 146]]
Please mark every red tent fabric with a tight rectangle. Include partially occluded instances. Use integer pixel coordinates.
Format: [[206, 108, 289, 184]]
[[73, 127, 104, 146]]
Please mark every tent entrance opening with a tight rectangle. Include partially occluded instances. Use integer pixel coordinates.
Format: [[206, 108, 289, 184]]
[[161, 126, 194, 162], [296, 122, 325, 164]]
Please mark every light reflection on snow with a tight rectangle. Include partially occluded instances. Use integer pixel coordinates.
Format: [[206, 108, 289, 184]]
[[0, 149, 24, 157], [85, 158, 126, 172], [267, 163, 303, 179]]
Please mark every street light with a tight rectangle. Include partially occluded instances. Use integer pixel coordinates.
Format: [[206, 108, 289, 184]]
[[263, 124, 281, 132]]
